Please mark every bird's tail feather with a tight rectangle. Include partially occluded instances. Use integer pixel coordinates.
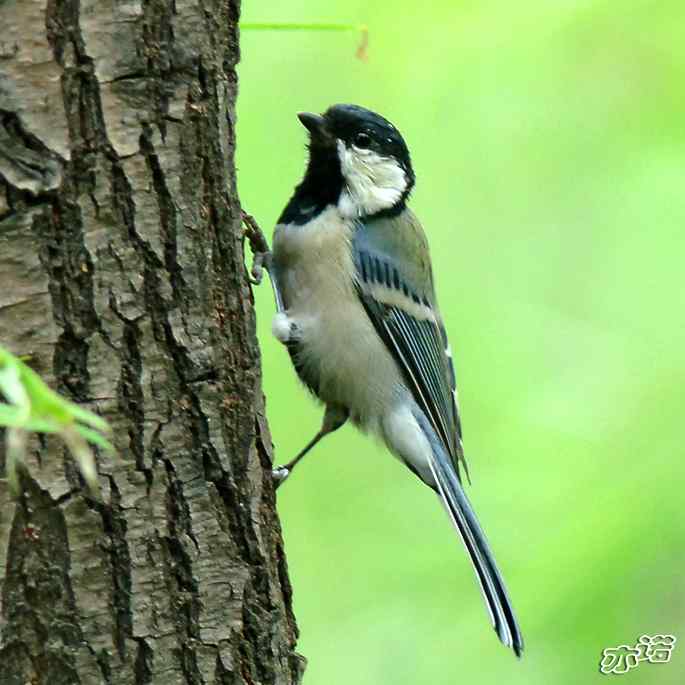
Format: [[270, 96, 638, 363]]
[[428, 441, 524, 657]]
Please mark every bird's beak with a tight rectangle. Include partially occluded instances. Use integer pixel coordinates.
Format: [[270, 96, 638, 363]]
[[297, 112, 329, 141]]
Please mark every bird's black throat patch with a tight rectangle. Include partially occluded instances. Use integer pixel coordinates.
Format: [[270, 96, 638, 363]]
[[277, 143, 343, 225]]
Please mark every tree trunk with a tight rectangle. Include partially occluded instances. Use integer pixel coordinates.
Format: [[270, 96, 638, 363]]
[[0, 2, 304, 683]]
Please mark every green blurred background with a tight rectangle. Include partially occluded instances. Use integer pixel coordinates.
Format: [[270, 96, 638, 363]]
[[236, 2, 685, 683]]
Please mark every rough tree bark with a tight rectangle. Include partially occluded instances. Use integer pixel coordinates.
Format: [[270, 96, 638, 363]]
[[0, 1, 304, 683]]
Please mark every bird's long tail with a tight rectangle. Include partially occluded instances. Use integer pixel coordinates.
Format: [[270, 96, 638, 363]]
[[425, 428, 524, 656]]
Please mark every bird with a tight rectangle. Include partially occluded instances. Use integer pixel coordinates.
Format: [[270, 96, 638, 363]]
[[266, 104, 523, 656]]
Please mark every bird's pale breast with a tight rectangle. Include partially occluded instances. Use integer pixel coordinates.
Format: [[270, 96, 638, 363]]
[[272, 206, 403, 430]]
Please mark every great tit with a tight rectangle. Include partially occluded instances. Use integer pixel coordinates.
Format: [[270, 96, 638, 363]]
[[267, 104, 523, 656]]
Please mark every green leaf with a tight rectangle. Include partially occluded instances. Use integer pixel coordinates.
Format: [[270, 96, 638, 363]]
[[62, 427, 101, 499], [0, 345, 115, 498], [0, 404, 35, 428], [74, 424, 115, 453], [0, 363, 30, 414]]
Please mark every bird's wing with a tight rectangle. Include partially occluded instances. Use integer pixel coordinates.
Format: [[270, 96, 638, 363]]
[[352, 209, 468, 480], [353, 211, 524, 655]]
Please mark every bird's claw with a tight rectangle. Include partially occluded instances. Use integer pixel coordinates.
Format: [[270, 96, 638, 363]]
[[242, 211, 272, 286], [249, 250, 272, 285]]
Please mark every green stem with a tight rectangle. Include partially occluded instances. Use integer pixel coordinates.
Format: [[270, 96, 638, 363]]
[[241, 22, 366, 32]]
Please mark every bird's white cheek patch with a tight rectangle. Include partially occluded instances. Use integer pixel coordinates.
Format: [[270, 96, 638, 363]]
[[337, 140, 408, 218]]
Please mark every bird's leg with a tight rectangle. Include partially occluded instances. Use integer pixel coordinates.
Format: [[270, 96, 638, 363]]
[[273, 405, 349, 489], [243, 210, 343, 488], [242, 211, 270, 284]]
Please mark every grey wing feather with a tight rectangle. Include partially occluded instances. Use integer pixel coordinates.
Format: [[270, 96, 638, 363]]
[[352, 212, 467, 479]]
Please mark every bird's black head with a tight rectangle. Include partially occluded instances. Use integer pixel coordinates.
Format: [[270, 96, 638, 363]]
[[306, 104, 413, 177], [279, 104, 415, 224]]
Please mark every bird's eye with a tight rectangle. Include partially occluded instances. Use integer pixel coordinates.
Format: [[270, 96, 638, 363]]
[[354, 132, 372, 149]]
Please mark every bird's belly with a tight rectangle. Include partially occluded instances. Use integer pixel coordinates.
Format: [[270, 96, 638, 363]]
[[298, 299, 400, 427]]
